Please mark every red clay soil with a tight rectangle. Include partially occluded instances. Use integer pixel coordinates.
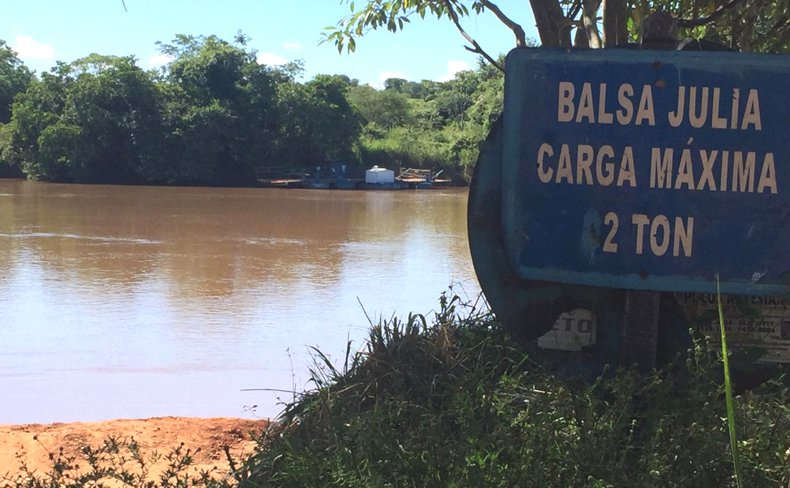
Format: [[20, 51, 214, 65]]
[[0, 417, 268, 482]]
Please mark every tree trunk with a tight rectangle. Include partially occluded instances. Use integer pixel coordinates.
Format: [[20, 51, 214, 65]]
[[529, 0, 572, 47], [583, 0, 604, 48], [603, 0, 629, 47], [574, 26, 590, 47]]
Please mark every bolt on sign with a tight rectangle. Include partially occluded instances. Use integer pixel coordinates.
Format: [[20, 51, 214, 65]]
[[502, 49, 790, 296]]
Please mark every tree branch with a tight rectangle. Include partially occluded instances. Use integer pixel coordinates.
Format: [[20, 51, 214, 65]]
[[582, 0, 603, 48], [441, 0, 504, 71], [478, 0, 527, 47], [566, 0, 584, 24], [677, 0, 745, 28]]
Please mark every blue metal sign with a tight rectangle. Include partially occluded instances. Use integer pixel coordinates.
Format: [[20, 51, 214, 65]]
[[502, 49, 790, 295]]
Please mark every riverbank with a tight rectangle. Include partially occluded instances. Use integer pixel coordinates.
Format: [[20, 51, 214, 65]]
[[0, 417, 267, 477]]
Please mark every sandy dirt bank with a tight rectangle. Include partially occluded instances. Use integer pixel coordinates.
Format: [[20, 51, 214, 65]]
[[0, 417, 268, 481]]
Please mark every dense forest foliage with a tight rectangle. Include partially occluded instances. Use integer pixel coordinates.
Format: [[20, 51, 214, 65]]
[[4, 0, 786, 188], [0, 35, 502, 186]]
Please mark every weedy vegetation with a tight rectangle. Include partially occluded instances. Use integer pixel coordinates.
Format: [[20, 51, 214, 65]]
[[4, 293, 789, 487], [237, 293, 788, 487]]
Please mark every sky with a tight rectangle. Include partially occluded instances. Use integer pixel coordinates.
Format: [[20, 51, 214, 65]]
[[2, 1, 539, 87]]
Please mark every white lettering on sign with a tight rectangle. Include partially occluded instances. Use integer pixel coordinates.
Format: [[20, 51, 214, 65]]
[[557, 82, 763, 130], [649, 148, 777, 193], [602, 212, 693, 257], [667, 87, 762, 130], [534, 80, 778, 260], [557, 82, 656, 126], [537, 143, 636, 187]]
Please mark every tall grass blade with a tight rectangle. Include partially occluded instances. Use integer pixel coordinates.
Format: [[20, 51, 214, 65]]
[[715, 273, 743, 488]]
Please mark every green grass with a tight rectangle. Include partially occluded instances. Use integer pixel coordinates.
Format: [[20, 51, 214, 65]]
[[238, 294, 789, 487]]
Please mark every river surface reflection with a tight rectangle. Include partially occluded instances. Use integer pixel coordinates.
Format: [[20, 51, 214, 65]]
[[0, 180, 480, 423]]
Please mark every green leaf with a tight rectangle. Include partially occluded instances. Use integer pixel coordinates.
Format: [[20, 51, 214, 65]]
[[715, 274, 744, 488]]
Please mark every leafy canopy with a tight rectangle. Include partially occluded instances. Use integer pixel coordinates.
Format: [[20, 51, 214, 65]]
[[324, 0, 789, 60]]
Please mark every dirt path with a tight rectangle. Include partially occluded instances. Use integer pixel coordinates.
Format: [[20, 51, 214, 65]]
[[0, 417, 268, 482]]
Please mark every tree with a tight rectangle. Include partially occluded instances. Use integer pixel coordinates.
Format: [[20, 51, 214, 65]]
[[434, 69, 480, 128], [459, 58, 503, 130], [324, 0, 788, 64], [350, 61, 505, 181], [158, 34, 285, 185], [383, 77, 408, 92], [5, 55, 165, 183], [162, 35, 251, 103], [0, 39, 33, 176], [273, 74, 361, 166], [0, 40, 33, 124], [159, 35, 251, 184], [3, 33, 367, 185], [3, 64, 73, 178], [348, 84, 411, 128], [634, 0, 789, 52]]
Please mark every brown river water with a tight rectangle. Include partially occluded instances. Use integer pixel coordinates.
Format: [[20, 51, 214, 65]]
[[0, 180, 480, 423]]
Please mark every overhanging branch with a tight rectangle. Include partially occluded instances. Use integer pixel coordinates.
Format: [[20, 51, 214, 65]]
[[566, 0, 583, 23], [677, 0, 745, 28], [441, 0, 504, 71], [478, 0, 527, 47]]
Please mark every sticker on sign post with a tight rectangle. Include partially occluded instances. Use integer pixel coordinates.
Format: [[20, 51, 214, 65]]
[[537, 308, 597, 351]]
